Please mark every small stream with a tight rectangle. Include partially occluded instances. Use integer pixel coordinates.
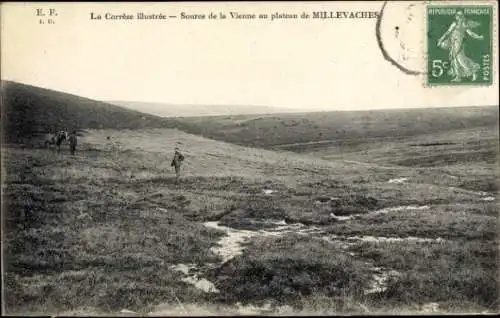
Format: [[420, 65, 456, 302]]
[[170, 220, 325, 293], [170, 204, 441, 300]]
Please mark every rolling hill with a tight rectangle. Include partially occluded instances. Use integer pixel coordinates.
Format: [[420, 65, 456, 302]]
[[170, 106, 500, 149], [106, 100, 304, 118], [1, 81, 176, 143], [2, 80, 498, 155]]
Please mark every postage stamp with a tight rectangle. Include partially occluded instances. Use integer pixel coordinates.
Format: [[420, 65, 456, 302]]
[[427, 5, 493, 86]]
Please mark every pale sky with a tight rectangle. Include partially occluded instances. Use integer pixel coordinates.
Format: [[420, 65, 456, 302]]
[[2, 1, 498, 111]]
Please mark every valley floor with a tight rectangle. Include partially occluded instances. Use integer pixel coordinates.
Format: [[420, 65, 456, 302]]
[[2, 127, 498, 315]]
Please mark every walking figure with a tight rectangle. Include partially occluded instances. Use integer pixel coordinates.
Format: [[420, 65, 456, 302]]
[[171, 147, 185, 183], [68, 130, 78, 155]]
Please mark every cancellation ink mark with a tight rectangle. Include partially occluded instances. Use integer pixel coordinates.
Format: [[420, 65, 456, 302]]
[[375, 1, 424, 76]]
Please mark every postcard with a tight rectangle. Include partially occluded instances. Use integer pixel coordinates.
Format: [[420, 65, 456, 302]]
[[1, 1, 498, 316]]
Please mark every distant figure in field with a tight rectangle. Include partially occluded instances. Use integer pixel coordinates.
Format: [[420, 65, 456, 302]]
[[45, 130, 68, 153], [68, 130, 78, 155], [171, 147, 185, 183]]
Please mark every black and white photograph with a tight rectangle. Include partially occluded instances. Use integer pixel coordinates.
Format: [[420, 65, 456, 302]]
[[1, 1, 499, 316]]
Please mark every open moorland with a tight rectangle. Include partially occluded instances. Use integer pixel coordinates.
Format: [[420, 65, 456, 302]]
[[2, 81, 498, 315]]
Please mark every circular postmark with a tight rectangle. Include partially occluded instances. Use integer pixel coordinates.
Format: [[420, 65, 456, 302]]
[[376, 1, 428, 75]]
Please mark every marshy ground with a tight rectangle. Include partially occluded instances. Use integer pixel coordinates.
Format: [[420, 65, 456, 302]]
[[3, 119, 498, 315]]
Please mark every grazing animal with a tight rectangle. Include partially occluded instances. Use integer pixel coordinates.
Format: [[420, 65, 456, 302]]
[[171, 147, 185, 183], [45, 130, 68, 152]]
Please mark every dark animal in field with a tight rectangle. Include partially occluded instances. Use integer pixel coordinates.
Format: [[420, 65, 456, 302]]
[[44, 130, 68, 152]]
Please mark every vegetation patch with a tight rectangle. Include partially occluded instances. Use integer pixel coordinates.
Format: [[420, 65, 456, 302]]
[[324, 203, 496, 240], [205, 236, 373, 307], [2, 148, 226, 313], [348, 240, 498, 309]]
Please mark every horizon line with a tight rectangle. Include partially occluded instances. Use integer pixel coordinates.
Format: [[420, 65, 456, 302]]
[[2, 79, 498, 114]]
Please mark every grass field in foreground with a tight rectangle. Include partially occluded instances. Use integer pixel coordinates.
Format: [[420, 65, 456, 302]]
[[2, 125, 498, 315]]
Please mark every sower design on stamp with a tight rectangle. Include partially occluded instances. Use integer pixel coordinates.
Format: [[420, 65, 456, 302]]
[[427, 5, 493, 86]]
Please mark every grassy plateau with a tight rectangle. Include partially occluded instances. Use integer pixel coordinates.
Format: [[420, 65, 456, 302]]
[[1, 82, 498, 315]]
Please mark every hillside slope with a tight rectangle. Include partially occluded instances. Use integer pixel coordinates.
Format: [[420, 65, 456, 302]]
[[1, 81, 175, 142], [107, 100, 303, 118], [3, 126, 497, 314], [170, 106, 499, 149]]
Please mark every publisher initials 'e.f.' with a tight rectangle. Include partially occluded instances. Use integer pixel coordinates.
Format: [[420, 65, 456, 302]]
[[36, 8, 57, 17]]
